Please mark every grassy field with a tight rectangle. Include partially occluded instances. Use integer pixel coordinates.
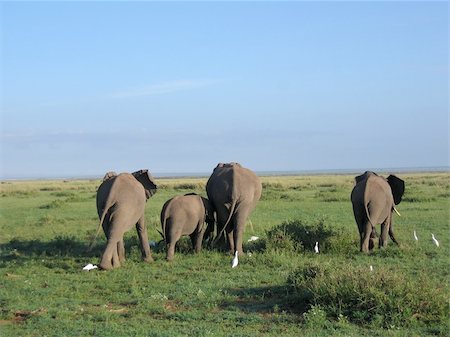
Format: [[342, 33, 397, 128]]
[[0, 172, 448, 336]]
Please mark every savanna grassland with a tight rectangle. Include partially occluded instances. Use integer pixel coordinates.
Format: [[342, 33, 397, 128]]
[[0, 173, 448, 336]]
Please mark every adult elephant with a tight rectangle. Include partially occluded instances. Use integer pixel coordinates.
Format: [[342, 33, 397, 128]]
[[351, 171, 405, 253], [93, 169, 157, 270], [206, 163, 262, 265]]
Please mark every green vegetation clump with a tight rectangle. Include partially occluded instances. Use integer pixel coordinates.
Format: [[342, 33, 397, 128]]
[[288, 262, 448, 331], [265, 219, 348, 253]]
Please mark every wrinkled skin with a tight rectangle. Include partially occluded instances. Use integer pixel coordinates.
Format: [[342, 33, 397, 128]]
[[206, 163, 262, 255], [160, 193, 215, 261], [95, 170, 157, 270], [351, 171, 405, 253]]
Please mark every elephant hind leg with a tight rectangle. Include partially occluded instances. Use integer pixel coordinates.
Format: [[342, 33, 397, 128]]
[[136, 217, 153, 263], [190, 224, 206, 254], [380, 218, 391, 248], [99, 239, 121, 270], [118, 239, 125, 263], [232, 208, 250, 255], [360, 221, 372, 253], [369, 229, 377, 251], [166, 241, 176, 261]]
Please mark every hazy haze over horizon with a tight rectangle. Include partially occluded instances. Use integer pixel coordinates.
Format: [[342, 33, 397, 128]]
[[1, 1, 448, 179]]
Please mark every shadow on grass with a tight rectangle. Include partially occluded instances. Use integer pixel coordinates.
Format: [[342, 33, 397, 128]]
[[0, 235, 138, 266], [219, 285, 306, 317]]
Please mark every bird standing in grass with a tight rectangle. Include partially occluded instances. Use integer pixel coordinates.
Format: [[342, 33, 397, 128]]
[[414, 230, 418, 241], [431, 234, 439, 247], [314, 242, 319, 254], [232, 251, 239, 268]]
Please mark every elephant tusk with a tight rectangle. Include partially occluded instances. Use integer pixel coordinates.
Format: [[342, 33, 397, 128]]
[[393, 207, 401, 217]]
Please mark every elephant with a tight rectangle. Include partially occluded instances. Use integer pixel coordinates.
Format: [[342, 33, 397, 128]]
[[160, 193, 215, 261], [351, 171, 405, 253], [93, 169, 157, 270], [206, 162, 262, 262]]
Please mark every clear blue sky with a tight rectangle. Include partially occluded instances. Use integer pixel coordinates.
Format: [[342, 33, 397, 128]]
[[1, 1, 448, 179]]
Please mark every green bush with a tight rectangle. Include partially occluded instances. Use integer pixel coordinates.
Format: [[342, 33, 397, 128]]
[[265, 219, 343, 253], [287, 262, 449, 329]]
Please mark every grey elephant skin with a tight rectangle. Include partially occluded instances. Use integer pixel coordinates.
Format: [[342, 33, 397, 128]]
[[351, 171, 405, 253], [95, 170, 157, 270], [206, 162, 262, 256], [160, 193, 215, 261]]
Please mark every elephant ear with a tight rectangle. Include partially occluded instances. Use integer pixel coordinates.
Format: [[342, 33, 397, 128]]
[[354, 171, 377, 185], [102, 171, 117, 182], [132, 169, 158, 199], [387, 175, 405, 205]]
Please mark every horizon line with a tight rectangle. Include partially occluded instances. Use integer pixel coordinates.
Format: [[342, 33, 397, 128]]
[[1, 166, 448, 182]]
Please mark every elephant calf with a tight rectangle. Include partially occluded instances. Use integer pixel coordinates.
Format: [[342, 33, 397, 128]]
[[94, 170, 157, 270], [160, 193, 215, 261]]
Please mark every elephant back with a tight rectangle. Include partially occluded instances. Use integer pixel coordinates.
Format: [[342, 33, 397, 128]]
[[206, 163, 262, 204]]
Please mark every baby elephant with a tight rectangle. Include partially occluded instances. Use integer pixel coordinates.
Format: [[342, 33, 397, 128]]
[[160, 193, 215, 261]]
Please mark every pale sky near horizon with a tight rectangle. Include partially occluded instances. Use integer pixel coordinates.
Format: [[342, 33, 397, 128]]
[[1, 1, 448, 179]]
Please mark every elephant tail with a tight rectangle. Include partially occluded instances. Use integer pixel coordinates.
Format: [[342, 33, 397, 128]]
[[213, 199, 237, 246], [364, 202, 375, 229], [87, 202, 114, 252], [158, 216, 167, 241]]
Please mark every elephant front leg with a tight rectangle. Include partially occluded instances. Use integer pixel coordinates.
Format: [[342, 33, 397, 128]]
[[136, 217, 153, 263], [387, 214, 399, 246]]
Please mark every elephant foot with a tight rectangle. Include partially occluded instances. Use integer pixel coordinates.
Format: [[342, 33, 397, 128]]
[[143, 256, 154, 263], [98, 262, 113, 270]]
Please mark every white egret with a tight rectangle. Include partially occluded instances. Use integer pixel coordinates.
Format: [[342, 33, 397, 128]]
[[247, 236, 259, 242], [413, 231, 418, 241], [82, 263, 98, 271], [431, 234, 440, 247], [314, 242, 319, 254], [231, 251, 239, 268], [369, 265, 373, 272]]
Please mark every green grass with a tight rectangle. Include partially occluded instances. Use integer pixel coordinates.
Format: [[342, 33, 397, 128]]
[[0, 173, 448, 336]]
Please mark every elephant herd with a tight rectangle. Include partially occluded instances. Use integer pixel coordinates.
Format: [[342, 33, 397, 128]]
[[92, 163, 405, 270]]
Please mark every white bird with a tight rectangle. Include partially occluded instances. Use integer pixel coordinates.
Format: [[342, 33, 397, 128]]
[[413, 230, 418, 241], [431, 234, 440, 247], [82, 263, 98, 271], [369, 265, 373, 272], [231, 251, 239, 268], [247, 236, 259, 242], [314, 242, 319, 254]]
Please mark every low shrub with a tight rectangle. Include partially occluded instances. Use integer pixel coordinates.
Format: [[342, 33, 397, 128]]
[[287, 262, 448, 329], [265, 219, 343, 253]]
